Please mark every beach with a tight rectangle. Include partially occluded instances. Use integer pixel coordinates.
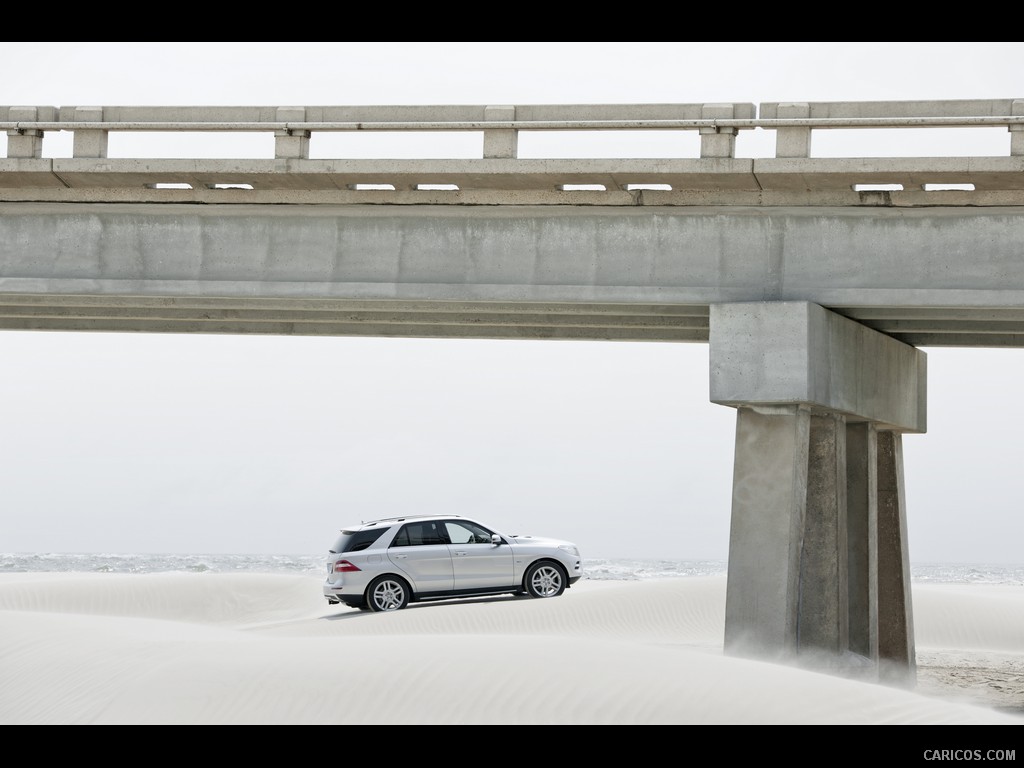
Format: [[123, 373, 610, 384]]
[[1, 573, 1022, 726]]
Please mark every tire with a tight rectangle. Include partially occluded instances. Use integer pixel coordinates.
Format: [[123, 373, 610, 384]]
[[524, 561, 567, 599], [366, 575, 411, 612]]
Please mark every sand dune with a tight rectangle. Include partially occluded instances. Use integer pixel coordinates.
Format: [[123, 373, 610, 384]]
[[1, 573, 1021, 725]]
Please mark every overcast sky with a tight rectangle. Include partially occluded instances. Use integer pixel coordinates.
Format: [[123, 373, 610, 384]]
[[2, 42, 1023, 563]]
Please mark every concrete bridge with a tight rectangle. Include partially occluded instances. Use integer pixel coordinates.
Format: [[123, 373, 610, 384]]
[[4, 99, 1024, 685]]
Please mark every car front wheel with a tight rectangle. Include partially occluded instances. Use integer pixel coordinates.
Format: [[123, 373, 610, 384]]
[[366, 575, 411, 612], [524, 561, 567, 599]]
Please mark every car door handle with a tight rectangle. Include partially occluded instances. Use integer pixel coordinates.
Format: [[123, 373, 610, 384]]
[[454, 550, 468, 556], [393, 554, 407, 559]]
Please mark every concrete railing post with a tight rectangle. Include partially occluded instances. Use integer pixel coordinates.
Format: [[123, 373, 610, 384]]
[[699, 103, 738, 158], [6, 106, 45, 158], [275, 107, 310, 160], [775, 102, 812, 158], [483, 105, 518, 159], [72, 106, 108, 158], [1011, 100, 1024, 157]]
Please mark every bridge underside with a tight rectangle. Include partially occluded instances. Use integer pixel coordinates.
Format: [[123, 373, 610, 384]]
[[2, 202, 1024, 347], [5, 294, 1024, 349], [0, 200, 1013, 682]]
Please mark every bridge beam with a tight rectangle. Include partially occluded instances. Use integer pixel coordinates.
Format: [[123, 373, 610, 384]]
[[710, 302, 923, 682]]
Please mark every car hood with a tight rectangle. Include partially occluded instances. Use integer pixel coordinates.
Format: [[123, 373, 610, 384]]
[[508, 534, 576, 549]]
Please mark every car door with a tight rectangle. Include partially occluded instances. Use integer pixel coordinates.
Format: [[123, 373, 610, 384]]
[[387, 520, 455, 593], [443, 519, 514, 590]]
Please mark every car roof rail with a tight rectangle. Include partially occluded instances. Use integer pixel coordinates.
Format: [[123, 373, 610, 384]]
[[360, 514, 464, 525]]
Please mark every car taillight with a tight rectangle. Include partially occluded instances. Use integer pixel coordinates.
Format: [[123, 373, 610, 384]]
[[333, 559, 361, 573]]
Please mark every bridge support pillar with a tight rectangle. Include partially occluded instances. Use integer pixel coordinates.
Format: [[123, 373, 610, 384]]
[[876, 429, 917, 683], [710, 302, 924, 683]]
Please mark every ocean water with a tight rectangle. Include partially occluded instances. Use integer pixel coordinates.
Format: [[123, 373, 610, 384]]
[[1, 553, 1022, 585]]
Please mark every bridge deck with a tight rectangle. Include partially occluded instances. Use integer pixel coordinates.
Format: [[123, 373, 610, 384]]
[[3, 100, 1024, 347], [2, 157, 1024, 208]]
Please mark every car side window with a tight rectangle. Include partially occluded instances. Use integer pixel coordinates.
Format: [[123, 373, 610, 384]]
[[445, 520, 492, 544], [345, 529, 387, 552], [392, 521, 446, 547], [391, 527, 410, 547], [445, 522, 475, 544]]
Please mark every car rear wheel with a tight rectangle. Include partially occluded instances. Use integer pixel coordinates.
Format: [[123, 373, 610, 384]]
[[524, 561, 567, 599], [366, 575, 411, 612]]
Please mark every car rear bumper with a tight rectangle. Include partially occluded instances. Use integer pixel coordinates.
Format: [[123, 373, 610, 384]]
[[324, 583, 366, 609]]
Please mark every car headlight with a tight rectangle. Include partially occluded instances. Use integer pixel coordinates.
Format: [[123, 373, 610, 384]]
[[559, 544, 580, 557]]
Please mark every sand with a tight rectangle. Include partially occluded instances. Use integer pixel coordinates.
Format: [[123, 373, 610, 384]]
[[1, 573, 1022, 725]]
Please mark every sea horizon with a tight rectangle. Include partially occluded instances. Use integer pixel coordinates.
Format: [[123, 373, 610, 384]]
[[2, 552, 1022, 586]]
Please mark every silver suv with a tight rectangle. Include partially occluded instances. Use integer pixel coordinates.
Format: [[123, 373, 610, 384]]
[[323, 514, 582, 612]]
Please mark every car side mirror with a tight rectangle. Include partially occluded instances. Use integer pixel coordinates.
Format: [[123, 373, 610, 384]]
[[491, 534, 502, 546]]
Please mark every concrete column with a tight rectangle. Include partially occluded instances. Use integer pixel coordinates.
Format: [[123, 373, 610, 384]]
[[699, 103, 738, 158], [6, 106, 44, 158], [877, 430, 917, 685], [711, 302, 925, 676], [775, 102, 812, 158], [275, 107, 310, 160], [799, 411, 849, 658], [724, 404, 809, 658], [724, 407, 854, 665], [846, 421, 879, 663], [72, 106, 108, 158], [484, 105, 518, 159]]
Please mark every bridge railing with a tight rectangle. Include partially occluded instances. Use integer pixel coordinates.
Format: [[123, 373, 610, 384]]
[[760, 100, 1024, 158], [3, 101, 1024, 201], [1, 103, 759, 160], [3, 100, 1023, 160]]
